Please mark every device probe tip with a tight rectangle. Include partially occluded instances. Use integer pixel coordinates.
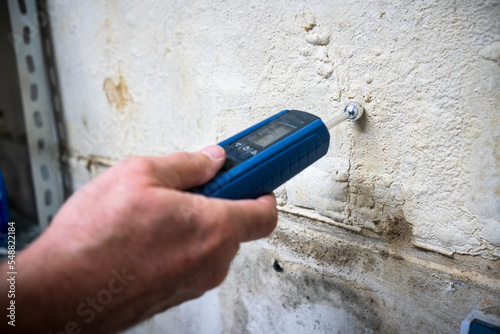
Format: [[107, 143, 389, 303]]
[[325, 101, 364, 130]]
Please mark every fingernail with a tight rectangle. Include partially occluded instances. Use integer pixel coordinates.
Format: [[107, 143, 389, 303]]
[[200, 145, 225, 161]]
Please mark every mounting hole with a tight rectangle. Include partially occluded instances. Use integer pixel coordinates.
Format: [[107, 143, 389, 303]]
[[44, 190, 52, 206], [41, 164, 49, 181], [18, 0, 27, 14], [23, 26, 30, 44], [33, 110, 43, 128], [37, 138, 45, 151], [30, 84, 38, 101], [26, 55, 35, 73]]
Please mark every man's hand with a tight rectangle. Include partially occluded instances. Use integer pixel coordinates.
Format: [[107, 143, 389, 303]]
[[1, 145, 277, 333]]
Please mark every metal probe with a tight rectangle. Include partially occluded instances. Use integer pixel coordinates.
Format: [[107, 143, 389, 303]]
[[325, 101, 364, 130]]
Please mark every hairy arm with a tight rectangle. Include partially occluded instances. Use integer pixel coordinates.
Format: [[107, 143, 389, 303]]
[[0, 145, 278, 333]]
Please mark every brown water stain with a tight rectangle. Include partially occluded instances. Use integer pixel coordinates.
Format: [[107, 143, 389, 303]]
[[383, 211, 413, 248], [103, 74, 131, 111]]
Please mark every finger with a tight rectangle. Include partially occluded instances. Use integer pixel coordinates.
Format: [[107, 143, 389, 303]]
[[161, 191, 277, 242], [226, 193, 278, 242], [150, 145, 226, 190]]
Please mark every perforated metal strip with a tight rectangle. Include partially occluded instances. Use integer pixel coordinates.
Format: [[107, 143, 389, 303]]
[[7, 0, 64, 229]]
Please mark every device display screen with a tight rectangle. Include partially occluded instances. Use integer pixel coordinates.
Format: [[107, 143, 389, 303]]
[[246, 122, 295, 148]]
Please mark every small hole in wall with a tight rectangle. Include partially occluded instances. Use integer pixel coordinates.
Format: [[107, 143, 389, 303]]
[[273, 259, 284, 273]]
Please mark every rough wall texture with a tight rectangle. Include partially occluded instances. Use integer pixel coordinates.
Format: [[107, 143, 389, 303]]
[[47, 0, 499, 332]]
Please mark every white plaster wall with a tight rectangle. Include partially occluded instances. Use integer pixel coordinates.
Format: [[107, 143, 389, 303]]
[[46, 0, 500, 332], [49, 0, 499, 259]]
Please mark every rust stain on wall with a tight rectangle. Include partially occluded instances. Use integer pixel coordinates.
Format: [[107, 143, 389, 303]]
[[103, 74, 131, 111]]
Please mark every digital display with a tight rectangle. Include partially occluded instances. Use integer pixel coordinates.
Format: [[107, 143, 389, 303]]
[[246, 122, 295, 148]]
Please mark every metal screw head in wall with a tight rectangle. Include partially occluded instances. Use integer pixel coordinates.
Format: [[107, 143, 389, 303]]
[[325, 101, 365, 129], [345, 101, 364, 121]]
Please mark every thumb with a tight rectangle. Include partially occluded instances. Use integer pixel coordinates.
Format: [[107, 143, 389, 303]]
[[151, 145, 226, 190]]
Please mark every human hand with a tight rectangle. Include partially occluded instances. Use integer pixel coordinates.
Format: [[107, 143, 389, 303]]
[[2, 145, 277, 333]]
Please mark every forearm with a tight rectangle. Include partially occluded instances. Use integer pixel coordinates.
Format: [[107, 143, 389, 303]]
[[0, 222, 211, 333], [1, 231, 141, 334]]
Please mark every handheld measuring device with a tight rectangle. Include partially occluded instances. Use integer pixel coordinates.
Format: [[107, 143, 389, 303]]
[[191, 102, 364, 200]]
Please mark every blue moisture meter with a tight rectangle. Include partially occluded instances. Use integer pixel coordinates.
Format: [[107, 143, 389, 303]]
[[192, 102, 364, 200]]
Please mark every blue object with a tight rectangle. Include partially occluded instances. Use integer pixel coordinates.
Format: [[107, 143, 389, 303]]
[[461, 308, 500, 334], [192, 110, 330, 199], [0, 170, 9, 235], [469, 319, 500, 334]]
